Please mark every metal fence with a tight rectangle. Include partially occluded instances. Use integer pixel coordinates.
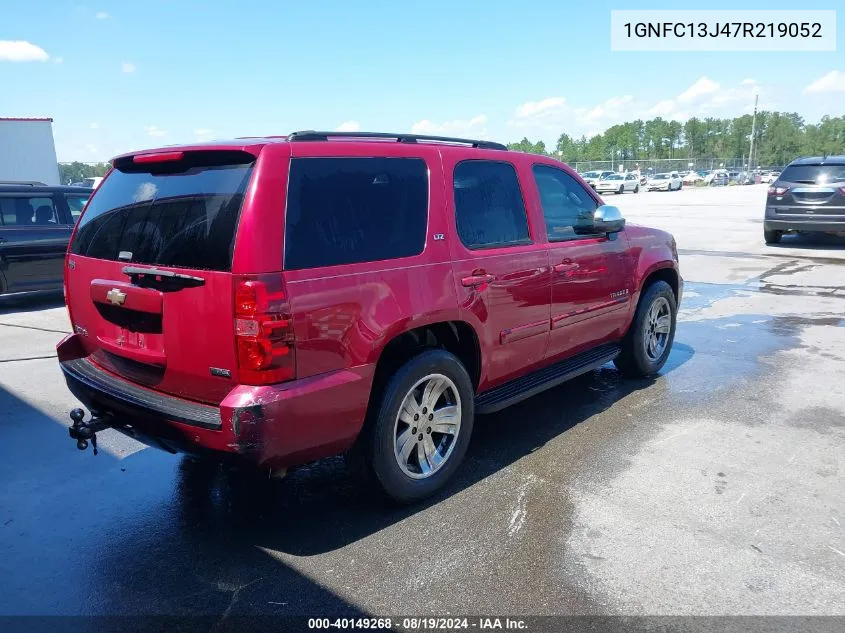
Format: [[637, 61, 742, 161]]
[[570, 157, 763, 174]]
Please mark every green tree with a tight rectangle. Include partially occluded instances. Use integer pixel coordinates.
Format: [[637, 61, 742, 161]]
[[58, 162, 110, 185], [507, 138, 547, 155], [555, 133, 580, 163]]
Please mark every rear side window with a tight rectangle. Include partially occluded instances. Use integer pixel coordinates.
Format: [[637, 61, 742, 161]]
[[284, 157, 428, 270], [454, 160, 530, 249], [0, 196, 59, 226], [780, 164, 845, 184], [70, 152, 254, 271]]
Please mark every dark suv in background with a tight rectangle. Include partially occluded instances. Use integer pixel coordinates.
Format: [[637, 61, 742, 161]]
[[764, 156, 845, 244], [0, 184, 92, 296]]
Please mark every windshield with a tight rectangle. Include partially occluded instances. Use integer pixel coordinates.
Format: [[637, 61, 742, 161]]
[[652, 174, 668, 180], [70, 154, 254, 271], [605, 175, 623, 181], [780, 164, 845, 184], [583, 172, 601, 178]]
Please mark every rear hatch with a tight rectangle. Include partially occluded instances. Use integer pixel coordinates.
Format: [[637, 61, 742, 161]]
[[770, 163, 845, 217], [66, 149, 256, 404]]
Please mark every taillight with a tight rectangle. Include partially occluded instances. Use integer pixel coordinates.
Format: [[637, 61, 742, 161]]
[[233, 275, 295, 385], [768, 186, 788, 196]]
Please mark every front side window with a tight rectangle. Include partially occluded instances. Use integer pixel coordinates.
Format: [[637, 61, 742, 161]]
[[284, 157, 428, 270], [453, 160, 530, 250], [532, 165, 598, 241]]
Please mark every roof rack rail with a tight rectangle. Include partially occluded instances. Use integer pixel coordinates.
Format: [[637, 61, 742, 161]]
[[286, 130, 508, 151]]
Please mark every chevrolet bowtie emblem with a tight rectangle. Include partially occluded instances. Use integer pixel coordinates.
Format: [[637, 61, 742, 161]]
[[106, 288, 127, 306]]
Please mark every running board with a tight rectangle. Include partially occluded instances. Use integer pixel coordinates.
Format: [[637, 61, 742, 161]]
[[475, 343, 621, 414]]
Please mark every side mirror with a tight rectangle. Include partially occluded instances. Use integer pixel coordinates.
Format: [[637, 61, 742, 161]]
[[593, 205, 625, 234]]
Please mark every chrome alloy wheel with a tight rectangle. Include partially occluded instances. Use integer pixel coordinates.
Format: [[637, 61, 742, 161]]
[[644, 296, 671, 361], [393, 374, 462, 479]]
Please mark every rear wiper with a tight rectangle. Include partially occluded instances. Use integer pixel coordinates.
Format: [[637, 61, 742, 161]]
[[122, 266, 205, 290]]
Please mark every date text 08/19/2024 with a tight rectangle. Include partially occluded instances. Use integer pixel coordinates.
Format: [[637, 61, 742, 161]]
[[307, 617, 528, 630]]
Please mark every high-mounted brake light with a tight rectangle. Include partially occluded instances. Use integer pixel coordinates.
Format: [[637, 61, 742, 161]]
[[133, 151, 185, 164], [233, 276, 295, 385]]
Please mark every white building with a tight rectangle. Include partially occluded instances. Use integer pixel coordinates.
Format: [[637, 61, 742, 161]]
[[0, 117, 60, 186]]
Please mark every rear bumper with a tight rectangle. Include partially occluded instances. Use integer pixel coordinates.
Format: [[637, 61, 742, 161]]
[[57, 333, 374, 468], [764, 218, 845, 232], [765, 206, 845, 232]]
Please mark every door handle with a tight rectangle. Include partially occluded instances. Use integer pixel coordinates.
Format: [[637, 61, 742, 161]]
[[554, 260, 580, 274], [461, 273, 496, 287]]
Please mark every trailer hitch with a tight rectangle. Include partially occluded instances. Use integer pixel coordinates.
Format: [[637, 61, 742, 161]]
[[68, 408, 113, 455]]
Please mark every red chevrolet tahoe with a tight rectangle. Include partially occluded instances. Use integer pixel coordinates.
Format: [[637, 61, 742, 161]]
[[58, 131, 682, 503]]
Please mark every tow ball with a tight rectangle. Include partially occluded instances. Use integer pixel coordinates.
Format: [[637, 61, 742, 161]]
[[68, 408, 113, 456]]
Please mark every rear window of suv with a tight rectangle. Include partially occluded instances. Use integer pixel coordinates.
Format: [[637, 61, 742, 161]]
[[70, 151, 254, 271], [779, 164, 845, 184], [284, 157, 428, 270]]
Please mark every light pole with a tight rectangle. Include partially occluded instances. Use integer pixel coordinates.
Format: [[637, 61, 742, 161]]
[[748, 94, 758, 176]]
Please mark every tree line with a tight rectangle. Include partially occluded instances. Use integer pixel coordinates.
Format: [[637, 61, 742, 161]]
[[58, 162, 110, 185], [508, 113, 845, 167]]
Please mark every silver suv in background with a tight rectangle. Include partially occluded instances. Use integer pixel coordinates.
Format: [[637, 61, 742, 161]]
[[764, 156, 845, 244]]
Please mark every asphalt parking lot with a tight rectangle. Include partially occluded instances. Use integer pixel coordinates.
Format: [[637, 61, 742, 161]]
[[1, 184, 843, 620]]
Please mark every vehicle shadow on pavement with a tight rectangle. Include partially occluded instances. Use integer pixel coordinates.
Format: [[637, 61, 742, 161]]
[[162, 345, 695, 558], [0, 345, 693, 617], [0, 292, 64, 315], [769, 233, 845, 250]]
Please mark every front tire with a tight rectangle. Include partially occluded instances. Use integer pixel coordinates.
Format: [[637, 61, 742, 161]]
[[350, 349, 475, 503], [614, 280, 677, 378], [764, 229, 782, 244], [634, 185, 639, 193]]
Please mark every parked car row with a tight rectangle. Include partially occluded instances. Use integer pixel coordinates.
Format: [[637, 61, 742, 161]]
[[579, 170, 684, 194]]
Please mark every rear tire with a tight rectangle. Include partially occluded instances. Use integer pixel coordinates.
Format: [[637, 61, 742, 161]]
[[764, 229, 782, 244], [348, 349, 475, 504], [614, 280, 677, 378]]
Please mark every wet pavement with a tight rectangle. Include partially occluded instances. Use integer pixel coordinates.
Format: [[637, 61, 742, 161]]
[[1, 185, 843, 620]]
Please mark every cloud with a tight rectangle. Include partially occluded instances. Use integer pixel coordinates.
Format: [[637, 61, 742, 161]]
[[194, 128, 213, 141], [741, 78, 756, 86], [803, 70, 845, 94], [515, 97, 566, 120], [0, 40, 49, 62], [121, 62, 136, 73], [677, 77, 720, 103], [54, 56, 64, 64], [575, 95, 635, 124], [86, 144, 98, 154], [335, 121, 361, 132], [645, 99, 677, 117], [134, 182, 158, 203], [96, 11, 108, 18], [411, 115, 488, 137], [146, 126, 167, 138], [90, 122, 99, 129]]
